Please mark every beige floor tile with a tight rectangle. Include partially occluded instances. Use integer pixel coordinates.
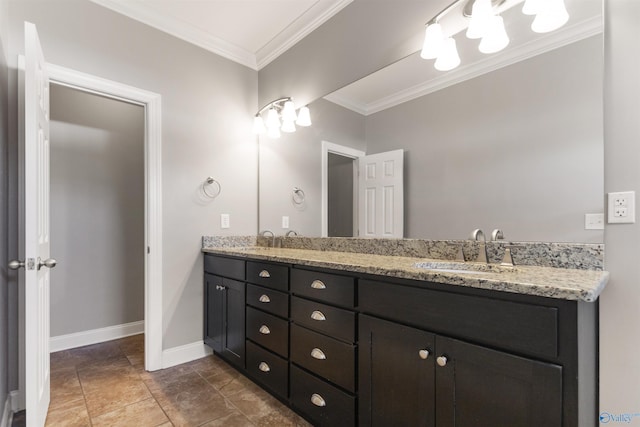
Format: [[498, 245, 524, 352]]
[[226, 387, 281, 422], [199, 410, 255, 427], [80, 365, 151, 417], [90, 397, 169, 427], [116, 334, 145, 356], [45, 399, 90, 427], [49, 368, 84, 411]]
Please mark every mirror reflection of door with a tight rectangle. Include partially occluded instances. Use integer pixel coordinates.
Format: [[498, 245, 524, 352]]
[[328, 153, 357, 237]]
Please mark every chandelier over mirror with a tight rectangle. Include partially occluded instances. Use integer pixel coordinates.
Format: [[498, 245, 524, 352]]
[[253, 97, 312, 139]]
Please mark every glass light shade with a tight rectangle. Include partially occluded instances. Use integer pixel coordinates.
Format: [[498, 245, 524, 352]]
[[479, 15, 509, 54], [281, 119, 296, 133], [266, 107, 280, 130], [531, 0, 569, 33], [267, 124, 281, 139], [466, 0, 493, 39], [281, 100, 297, 122], [253, 115, 265, 134], [420, 23, 444, 60], [522, 0, 540, 15], [296, 106, 312, 127], [434, 37, 460, 71]]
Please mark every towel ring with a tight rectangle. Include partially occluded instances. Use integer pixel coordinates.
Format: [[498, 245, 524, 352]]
[[203, 177, 221, 198], [292, 187, 305, 205]]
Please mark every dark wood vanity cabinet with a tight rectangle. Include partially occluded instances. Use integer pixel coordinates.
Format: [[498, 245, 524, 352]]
[[203, 255, 246, 369], [204, 253, 597, 427]]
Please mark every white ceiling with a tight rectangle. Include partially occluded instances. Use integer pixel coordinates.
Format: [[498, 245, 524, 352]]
[[89, 0, 353, 70]]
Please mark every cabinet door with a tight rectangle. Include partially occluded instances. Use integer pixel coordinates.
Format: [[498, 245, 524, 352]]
[[435, 336, 562, 427], [359, 315, 436, 427], [221, 278, 245, 368], [204, 273, 223, 352]]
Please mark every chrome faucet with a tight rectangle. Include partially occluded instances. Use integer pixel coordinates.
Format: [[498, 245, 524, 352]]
[[470, 229, 488, 263], [260, 230, 276, 247], [285, 230, 298, 237]]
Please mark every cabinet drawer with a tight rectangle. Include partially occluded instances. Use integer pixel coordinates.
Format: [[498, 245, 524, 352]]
[[246, 261, 289, 291], [246, 307, 289, 358], [290, 324, 355, 392], [291, 297, 355, 343], [290, 364, 355, 427], [360, 279, 559, 359], [246, 340, 288, 400], [291, 269, 355, 308], [204, 255, 245, 280], [247, 284, 289, 318]]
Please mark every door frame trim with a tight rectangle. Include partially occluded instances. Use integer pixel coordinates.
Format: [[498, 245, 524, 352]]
[[321, 141, 365, 237], [47, 63, 163, 371]]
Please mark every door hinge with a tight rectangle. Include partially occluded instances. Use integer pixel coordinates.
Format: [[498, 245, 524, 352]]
[[26, 258, 36, 270], [147, 246, 150, 254]]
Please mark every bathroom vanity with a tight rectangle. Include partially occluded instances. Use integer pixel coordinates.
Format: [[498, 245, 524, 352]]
[[202, 242, 607, 427]]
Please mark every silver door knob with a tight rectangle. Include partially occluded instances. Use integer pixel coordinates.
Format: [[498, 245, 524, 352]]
[[8, 260, 25, 270], [436, 356, 448, 367], [37, 258, 57, 270], [418, 349, 430, 360]]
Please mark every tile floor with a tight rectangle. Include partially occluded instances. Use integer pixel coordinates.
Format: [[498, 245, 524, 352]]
[[46, 335, 311, 426]]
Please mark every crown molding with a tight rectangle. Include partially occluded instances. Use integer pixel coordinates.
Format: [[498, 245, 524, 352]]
[[329, 16, 603, 116], [256, 0, 354, 70], [90, 0, 352, 71]]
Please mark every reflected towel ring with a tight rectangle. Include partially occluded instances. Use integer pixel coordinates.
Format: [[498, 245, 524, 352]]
[[292, 187, 305, 205], [203, 177, 221, 198]]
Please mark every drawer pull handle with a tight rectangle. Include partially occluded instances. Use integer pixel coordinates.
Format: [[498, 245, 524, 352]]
[[259, 294, 271, 303], [311, 348, 326, 360], [437, 355, 448, 367], [258, 362, 270, 372], [310, 310, 326, 321], [310, 280, 326, 290], [259, 325, 271, 335], [311, 393, 326, 407], [418, 349, 430, 360], [259, 270, 271, 278]]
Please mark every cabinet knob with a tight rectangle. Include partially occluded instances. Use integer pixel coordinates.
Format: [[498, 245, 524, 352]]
[[418, 349, 430, 360], [310, 310, 326, 321], [311, 393, 326, 407], [258, 362, 270, 373], [259, 270, 271, 278], [437, 355, 448, 367], [259, 325, 271, 335], [311, 348, 327, 360], [259, 294, 271, 303], [310, 280, 326, 290]]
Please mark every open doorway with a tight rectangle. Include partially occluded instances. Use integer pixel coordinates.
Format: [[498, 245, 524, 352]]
[[48, 84, 145, 352]]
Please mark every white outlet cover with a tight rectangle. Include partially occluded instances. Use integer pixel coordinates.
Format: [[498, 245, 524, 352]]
[[608, 191, 636, 224]]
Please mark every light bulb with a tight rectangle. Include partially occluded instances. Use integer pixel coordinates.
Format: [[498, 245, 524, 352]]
[[253, 115, 265, 134], [479, 15, 509, 54], [434, 37, 460, 71], [466, 0, 492, 40], [420, 23, 444, 60], [281, 119, 296, 133], [281, 100, 297, 122], [296, 106, 312, 127], [531, 0, 569, 33], [266, 107, 280, 130], [522, 0, 540, 15], [267, 124, 281, 139]]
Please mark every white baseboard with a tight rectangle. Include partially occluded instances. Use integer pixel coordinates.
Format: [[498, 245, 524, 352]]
[[9, 391, 20, 413], [50, 320, 145, 352], [161, 341, 212, 369]]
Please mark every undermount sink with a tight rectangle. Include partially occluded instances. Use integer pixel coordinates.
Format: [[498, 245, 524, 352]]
[[413, 261, 513, 275]]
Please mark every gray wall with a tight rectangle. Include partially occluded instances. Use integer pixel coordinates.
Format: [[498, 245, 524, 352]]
[[328, 153, 354, 237], [8, 0, 258, 350], [259, 98, 365, 236], [50, 85, 144, 337], [0, 0, 9, 411], [601, 0, 640, 415], [366, 35, 603, 243]]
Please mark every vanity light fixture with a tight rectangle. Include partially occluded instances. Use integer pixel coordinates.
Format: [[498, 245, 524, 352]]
[[253, 97, 312, 139], [421, 0, 569, 71]]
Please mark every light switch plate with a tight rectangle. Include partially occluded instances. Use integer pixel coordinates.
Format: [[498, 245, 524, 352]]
[[585, 213, 604, 230], [608, 191, 636, 224], [282, 216, 290, 229], [220, 213, 230, 229]]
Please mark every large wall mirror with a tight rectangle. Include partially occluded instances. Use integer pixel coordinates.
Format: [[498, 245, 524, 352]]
[[258, 0, 603, 243]]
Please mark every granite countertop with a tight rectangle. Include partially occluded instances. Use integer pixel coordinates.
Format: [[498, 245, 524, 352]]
[[202, 246, 609, 302]]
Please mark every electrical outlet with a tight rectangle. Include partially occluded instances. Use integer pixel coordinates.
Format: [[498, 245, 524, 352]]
[[585, 213, 604, 230], [220, 213, 230, 229], [608, 191, 636, 224], [282, 216, 290, 229]]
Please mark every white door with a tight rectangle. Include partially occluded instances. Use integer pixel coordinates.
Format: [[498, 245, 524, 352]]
[[358, 149, 404, 238], [24, 21, 53, 427]]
